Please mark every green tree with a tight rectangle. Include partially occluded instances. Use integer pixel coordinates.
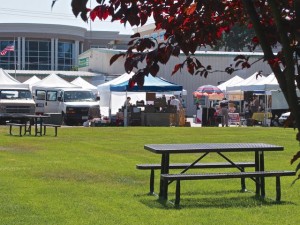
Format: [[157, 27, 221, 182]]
[[213, 25, 256, 52]]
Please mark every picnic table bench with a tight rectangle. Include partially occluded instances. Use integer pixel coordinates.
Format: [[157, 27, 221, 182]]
[[6, 122, 31, 136], [161, 170, 295, 206], [136, 161, 255, 194], [43, 124, 61, 137]]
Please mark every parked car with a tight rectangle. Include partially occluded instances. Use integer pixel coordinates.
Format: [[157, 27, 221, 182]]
[[278, 112, 291, 126]]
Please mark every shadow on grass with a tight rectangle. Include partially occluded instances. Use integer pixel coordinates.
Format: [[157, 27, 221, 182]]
[[137, 190, 296, 210]]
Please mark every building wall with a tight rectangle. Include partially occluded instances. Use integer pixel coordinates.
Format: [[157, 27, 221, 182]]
[[0, 23, 130, 71]]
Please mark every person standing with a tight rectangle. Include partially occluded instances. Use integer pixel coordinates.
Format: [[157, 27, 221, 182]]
[[124, 97, 131, 107], [251, 95, 259, 113], [170, 96, 181, 111], [220, 98, 229, 127], [170, 96, 181, 126]]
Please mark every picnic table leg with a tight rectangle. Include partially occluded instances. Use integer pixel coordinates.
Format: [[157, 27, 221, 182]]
[[259, 151, 265, 198], [149, 169, 155, 194], [18, 125, 22, 136], [159, 153, 169, 200], [276, 176, 281, 201], [240, 167, 246, 192], [175, 180, 181, 206], [9, 125, 13, 135], [255, 151, 260, 195]]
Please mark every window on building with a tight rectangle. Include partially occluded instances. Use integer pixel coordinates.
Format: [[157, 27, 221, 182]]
[[25, 40, 51, 70], [58, 41, 74, 71], [0, 40, 18, 70]]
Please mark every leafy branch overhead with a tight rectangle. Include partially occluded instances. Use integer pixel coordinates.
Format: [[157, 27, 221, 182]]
[[66, 0, 300, 179]]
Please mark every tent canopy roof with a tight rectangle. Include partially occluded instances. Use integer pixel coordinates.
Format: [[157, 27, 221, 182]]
[[226, 72, 266, 91], [0, 68, 29, 89], [110, 74, 182, 92], [32, 73, 79, 89], [217, 75, 244, 91], [71, 77, 97, 91]]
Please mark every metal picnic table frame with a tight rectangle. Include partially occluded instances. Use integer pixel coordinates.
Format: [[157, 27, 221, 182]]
[[144, 143, 284, 200]]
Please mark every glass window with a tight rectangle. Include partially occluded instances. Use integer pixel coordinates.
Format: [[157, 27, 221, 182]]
[[58, 41, 74, 71], [36, 90, 46, 100], [25, 40, 51, 70], [47, 91, 57, 101]]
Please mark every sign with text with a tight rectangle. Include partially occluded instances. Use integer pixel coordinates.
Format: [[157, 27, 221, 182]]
[[79, 57, 89, 68]]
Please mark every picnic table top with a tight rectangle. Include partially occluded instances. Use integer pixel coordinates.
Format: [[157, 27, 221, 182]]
[[144, 143, 284, 154]]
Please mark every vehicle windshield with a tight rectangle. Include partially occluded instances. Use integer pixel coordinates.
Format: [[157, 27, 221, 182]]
[[63, 91, 96, 102], [0, 90, 32, 99]]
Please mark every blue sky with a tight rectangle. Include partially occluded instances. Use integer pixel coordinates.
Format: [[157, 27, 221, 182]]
[[0, 0, 135, 34]]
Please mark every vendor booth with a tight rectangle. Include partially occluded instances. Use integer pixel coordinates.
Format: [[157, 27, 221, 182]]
[[110, 74, 184, 126]]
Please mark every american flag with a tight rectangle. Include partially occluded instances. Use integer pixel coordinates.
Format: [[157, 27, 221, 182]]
[[0, 45, 15, 56]]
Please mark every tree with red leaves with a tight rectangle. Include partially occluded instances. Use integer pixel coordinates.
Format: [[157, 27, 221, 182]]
[[64, 0, 300, 179]]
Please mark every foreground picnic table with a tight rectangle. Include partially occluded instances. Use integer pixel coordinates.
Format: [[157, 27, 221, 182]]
[[143, 143, 294, 205]]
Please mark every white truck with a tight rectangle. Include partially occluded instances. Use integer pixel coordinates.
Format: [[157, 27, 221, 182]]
[[0, 85, 36, 124], [33, 87, 100, 125]]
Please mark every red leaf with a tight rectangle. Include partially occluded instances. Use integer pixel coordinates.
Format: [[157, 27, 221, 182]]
[[140, 12, 148, 26], [172, 64, 182, 75], [252, 36, 259, 44], [90, 6, 100, 21], [234, 55, 246, 61], [128, 78, 136, 88], [187, 63, 194, 75], [185, 3, 197, 15], [172, 47, 180, 57], [131, 33, 141, 39], [110, 53, 125, 65], [149, 63, 159, 76]]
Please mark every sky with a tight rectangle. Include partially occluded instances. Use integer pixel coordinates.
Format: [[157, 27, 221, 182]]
[[0, 0, 136, 34]]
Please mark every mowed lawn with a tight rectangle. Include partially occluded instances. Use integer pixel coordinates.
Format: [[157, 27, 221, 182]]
[[0, 125, 299, 225]]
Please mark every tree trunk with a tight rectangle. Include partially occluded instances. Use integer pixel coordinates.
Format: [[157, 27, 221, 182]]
[[242, 0, 300, 136]]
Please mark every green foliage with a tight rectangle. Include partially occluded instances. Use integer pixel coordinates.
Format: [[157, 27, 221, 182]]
[[213, 25, 256, 52], [0, 126, 299, 224]]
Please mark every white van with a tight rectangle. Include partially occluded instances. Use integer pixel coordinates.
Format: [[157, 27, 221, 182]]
[[33, 87, 100, 125], [0, 86, 36, 124]]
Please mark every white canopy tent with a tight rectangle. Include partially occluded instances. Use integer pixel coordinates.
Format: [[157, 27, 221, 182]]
[[242, 73, 279, 92], [31, 73, 79, 93], [23, 75, 41, 85], [217, 75, 244, 92], [97, 72, 134, 108], [226, 72, 266, 92], [23, 75, 41, 90], [71, 77, 97, 93], [218, 75, 245, 101], [0, 68, 29, 89]]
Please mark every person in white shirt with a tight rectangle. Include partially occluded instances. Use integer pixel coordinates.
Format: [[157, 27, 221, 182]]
[[124, 97, 131, 107], [170, 96, 181, 111], [169, 96, 181, 126]]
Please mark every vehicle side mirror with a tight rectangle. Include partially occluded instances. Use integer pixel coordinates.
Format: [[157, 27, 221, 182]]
[[96, 96, 100, 101], [57, 96, 62, 101]]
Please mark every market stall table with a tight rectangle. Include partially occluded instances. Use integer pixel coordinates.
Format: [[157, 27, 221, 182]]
[[252, 112, 272, 123]]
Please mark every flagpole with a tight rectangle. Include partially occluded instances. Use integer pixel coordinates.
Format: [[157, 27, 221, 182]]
[[14, 38, 16, 79]]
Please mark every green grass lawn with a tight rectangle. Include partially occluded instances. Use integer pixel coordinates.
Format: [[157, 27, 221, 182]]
[[0, 126, 299, 225]]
